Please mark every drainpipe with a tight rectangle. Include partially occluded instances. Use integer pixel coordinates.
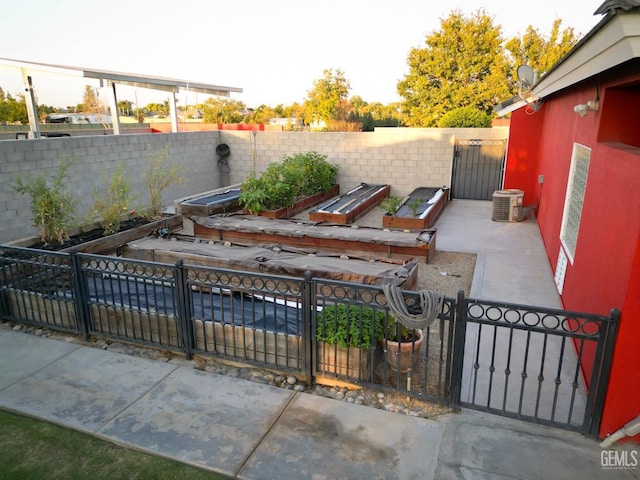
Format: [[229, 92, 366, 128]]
[[600, 416, 640, 449]]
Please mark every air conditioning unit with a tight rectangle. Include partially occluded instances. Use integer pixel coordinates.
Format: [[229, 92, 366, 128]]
[[492, 189, 524, 222]]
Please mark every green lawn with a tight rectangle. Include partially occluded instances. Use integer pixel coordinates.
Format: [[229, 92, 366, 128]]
[[0, 410, 233, 480]]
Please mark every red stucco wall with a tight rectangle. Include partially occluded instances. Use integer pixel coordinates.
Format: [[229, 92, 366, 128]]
[[503, 76, 640, 441]]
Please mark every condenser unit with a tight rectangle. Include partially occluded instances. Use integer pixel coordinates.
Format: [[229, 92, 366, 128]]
[[492, 189, 524, 222]]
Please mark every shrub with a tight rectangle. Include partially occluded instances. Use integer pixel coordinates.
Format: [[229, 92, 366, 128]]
[[316, 304, 386, 349], [12, 159, 77, 245], [144, 145, 181, 218], [91, 162, 137, 235], [437, 107, 492, 128], [239, 151, 338, 213]]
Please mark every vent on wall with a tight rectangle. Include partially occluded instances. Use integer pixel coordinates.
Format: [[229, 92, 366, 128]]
[[492, 189, 524, 222]]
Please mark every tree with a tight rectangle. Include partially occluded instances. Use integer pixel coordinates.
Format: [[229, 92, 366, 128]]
[[0, 91, 28, 123], [249, 104, 279, 124], [397, 9, 511, 127], [302, 69, 351, 128], [81, 85, 99, 114], [117, 100, 133, 116], [201, 97, 245, 123], [505, 19, 579, 80]]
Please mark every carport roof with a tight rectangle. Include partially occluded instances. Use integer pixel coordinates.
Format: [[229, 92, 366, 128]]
[[0, 57, 242, 96]]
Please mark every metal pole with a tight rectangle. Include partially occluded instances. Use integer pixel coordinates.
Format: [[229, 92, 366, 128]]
[[21, 70, 40, 139]]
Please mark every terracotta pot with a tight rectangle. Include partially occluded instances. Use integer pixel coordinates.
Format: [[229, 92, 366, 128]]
[[384, 329, 425, 373]]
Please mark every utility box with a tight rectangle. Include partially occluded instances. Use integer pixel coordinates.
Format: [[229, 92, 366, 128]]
[[492, 189, 524, 222]]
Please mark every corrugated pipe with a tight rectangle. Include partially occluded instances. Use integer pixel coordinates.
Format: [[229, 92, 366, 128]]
[[600, 416, 640, 449]]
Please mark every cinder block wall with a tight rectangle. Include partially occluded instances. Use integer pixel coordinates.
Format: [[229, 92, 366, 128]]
[[0, 131, 222, 244], [221, 127, 508, 197], [0, 127, 507, 244]]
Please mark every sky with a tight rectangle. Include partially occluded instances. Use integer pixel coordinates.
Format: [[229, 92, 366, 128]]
[[0, 0, 606, 110]]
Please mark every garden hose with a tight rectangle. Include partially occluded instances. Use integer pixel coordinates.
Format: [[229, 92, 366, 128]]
[[382, 284, 443, 329]]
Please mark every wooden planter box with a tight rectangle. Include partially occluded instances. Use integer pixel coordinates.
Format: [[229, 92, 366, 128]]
[[192, 215, 437, 263], [69, 215, 183, 254], [245, 184, 340, 219], [382, 188, 448, 230], [5, 215, 182, 255], [5, 290, 78, 331], [309, 184, 390, 224], [317, 342, 373, 381], [175, 185, 242, 217]]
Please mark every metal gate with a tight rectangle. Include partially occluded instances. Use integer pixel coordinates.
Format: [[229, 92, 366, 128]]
[[451, 139, 506, 200], [450, 294, 619, 436]]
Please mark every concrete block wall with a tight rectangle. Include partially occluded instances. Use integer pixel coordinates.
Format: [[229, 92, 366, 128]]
[[0, 131, 222, 244], [221, 127, 508, 198], [0, 127, 508, 244]]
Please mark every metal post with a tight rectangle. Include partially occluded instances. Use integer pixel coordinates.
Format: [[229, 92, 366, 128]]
[[448, 290, 468, 408], [68, 250, 90, 341], [107, 80, 121, 135], [303, 271, 315, 385], [21, 70, 40, 139], [587, 308, 621, 437], [174, 259, 193, 359], [169, 91, 179, 133]]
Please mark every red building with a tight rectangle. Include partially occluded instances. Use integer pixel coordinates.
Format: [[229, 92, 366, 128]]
[[496, 3, 640, 442]]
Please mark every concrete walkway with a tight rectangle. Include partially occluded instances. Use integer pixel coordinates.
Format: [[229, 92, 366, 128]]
[[0, 200, 636, 479]]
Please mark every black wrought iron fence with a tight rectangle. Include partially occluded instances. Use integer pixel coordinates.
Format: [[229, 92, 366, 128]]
[[0, 245, 619, 435], [450, 294, 619, 436], [312, 278, 456, 404]]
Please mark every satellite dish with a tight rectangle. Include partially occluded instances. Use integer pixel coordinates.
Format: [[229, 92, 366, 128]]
[[517, 65, 535, 89]]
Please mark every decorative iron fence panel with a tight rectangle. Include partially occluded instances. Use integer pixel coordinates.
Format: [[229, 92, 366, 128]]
[[183, 264, 309, 377], [0, 247, 80, 334], [451, 296, 619, 436], [312, 278, 456, 404], [77, 253, 184, 350]]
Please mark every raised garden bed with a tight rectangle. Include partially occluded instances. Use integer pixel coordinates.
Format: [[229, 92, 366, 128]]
[[309, 183, 390, 224], [191, 214, 437, 263], [175, 184, 242, 217], [120, 236, 418, 288], [382, 187, 448, 230], [244, 184, 340, 219], [6, 215, 182, 255]]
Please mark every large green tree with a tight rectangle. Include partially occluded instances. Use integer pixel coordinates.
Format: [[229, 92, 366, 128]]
[[505, 19, 579, 81], [201, 97, 245, 123], [0, 88, 28, 123], [397, 9, 511, 127], [302, 69, 351, 127]]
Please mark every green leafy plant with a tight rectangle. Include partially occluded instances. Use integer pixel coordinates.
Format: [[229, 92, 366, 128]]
[[12, 159, 77, 245], [91, 162, 137, 235], [281, 151, 338, 195], [407, 197, 424, 217], [144, 145, 181, 218], [386, 316, 420, 342], [316, 304, 385, 349], [379, 196, 403, 215], [239, 152, 338, 214]]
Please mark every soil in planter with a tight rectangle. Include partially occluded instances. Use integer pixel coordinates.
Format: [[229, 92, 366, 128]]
[[26, 217, 157, 252]]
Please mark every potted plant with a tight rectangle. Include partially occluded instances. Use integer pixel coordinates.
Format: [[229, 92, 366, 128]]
[[316, 303, 385, 379], [384, 315, 425, 374], [378, 195, 403, 216]]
